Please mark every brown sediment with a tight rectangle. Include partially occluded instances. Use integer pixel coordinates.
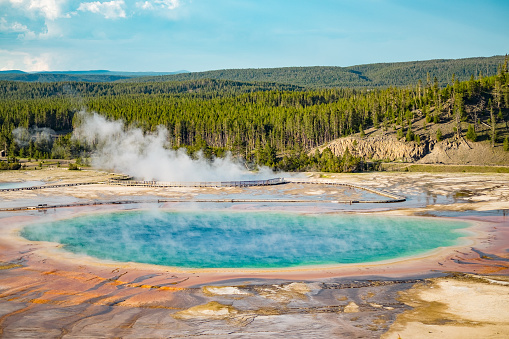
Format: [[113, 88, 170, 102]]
[[382, 274, 509, 338], [1, 169, 509, 337]]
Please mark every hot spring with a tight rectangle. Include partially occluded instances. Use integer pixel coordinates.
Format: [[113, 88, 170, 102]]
[[21, 211, 470, 269]]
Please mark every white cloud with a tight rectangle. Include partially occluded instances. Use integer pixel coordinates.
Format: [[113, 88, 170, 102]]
[[78, 0, 126, 19], [136, 1, 153, 10], [136, 0, 179, 11], [6, 0, 67, 20], [0, 17, 61, 39], [155, 0, 179, 10], [36, 19, 62, 38], [0, 49, 52, 71], [0, 17, 38, 39], [0, 17, 30, 32]]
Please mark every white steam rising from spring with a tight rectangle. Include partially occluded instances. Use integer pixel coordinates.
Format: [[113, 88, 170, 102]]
[[73, 112, 277, 181], [13, 126, 55, 148]]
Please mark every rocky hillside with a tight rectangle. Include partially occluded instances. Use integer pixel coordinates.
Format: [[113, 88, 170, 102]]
[[418, 138, 509, 165], [319, 121, 509, 166], [319, 135, 427, 162]]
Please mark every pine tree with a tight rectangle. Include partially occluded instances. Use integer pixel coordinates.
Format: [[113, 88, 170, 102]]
[[436, 129, 443, 142], [465, 124, 477, 142], [405, 126, 414, 142], [414, 134, 421, 145], [489, 103, 496, 147], [454, 93, 464, 138]]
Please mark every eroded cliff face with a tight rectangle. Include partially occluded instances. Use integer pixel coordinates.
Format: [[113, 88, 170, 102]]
[[319, 135, 428, 162], [319, 135, 509, 165], [418, 138, 509, 165]]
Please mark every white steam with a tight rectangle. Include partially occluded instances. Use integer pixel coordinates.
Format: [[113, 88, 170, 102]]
[[73, 112, 277, 181], [13, 126, 55, 148]]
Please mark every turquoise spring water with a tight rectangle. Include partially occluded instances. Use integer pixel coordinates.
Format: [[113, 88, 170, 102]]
[[21, 211, 470, 269]]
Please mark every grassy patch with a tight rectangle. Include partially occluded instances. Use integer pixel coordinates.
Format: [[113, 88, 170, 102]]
[[380, 163, 509, 173]]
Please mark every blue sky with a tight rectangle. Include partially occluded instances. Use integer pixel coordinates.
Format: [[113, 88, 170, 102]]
[[1, 0, 508, 72]]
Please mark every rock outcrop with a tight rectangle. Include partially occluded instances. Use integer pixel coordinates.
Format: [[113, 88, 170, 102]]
[[418, 138, 509, 165], [319, 135, 427, 162], [319, 135, 509, 165]]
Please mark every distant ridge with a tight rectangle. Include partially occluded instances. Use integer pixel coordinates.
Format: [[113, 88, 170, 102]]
[[0, 55, 505, 88], [0, 70, 26, 74], [0, 70, 189, 82], [128, 56, 506, 88]]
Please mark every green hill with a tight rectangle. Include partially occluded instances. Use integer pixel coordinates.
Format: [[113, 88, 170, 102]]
[[0, 70, 187, 83], [0, 78, 304, 100], [127, 55, 506, 88], [1, 55, 505, 88]]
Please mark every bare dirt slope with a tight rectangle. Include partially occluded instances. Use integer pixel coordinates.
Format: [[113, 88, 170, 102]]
[[416, 138, 509, 165], [320, 121, 509, 165], [319, 135, 427, 162]]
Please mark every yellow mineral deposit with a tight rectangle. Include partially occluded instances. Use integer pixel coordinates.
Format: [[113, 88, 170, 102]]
[[382, 275, 509, 338], [173, 301, 239, 320]]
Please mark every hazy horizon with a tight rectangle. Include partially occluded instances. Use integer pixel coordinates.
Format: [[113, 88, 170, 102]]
[[1, 54, 507, 74]]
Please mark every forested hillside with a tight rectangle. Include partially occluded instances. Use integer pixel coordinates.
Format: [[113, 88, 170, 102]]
[[0, 70, 187, 83], [0, 56, 505, 88], [0, 57, 508, 172], [129, 56, 506, 88]]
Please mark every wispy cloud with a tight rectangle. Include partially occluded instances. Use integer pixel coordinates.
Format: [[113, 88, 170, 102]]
[[0, 17, 33, 36], [78, 0, 126, 19], [0, 17, 61, 39], [136, 0, 179, 11], [6, 0, 67, 20], [0, 49, 52, 71]]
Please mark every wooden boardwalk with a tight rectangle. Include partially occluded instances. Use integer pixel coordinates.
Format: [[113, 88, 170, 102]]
[[0, 177, 406, 211], [283, 178, 406, 202], [0, 182, 100, 192], [107, 177, 286, 188]]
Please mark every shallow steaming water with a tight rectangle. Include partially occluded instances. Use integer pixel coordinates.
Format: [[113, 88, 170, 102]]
[[21, 211, 470, 269], [0, 181, 45, 189]]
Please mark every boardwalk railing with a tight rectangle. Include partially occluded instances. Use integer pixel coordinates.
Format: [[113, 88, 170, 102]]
[[283, 178, 406, 203], [108, 177, 287, 188], [0, 182, 100, 192], [0, 176, 406, 211]]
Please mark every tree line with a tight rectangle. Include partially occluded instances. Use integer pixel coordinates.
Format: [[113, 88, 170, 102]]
[[0, 56, 508, 172], [128, 55, 506, 88]]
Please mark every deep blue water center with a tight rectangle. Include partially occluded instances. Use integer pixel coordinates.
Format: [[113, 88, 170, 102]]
[[21, 211, 470, 269]]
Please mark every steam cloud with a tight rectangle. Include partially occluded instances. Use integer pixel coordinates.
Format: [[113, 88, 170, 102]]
[[73, 112, 278, 181], [13, 126, 55, 148]]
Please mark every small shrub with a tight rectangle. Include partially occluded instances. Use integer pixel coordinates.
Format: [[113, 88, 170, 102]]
[[0, 162, 21, 170], [68, 163, 80, 170], [9, 162, 21, 170]]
